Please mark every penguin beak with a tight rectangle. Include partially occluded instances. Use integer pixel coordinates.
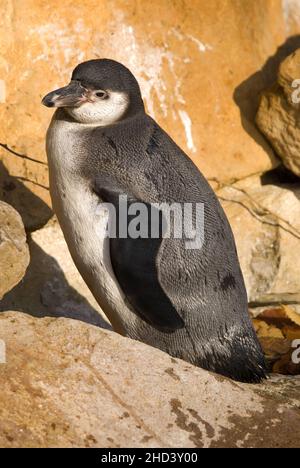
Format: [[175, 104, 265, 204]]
[[42, 81, 87, 108]]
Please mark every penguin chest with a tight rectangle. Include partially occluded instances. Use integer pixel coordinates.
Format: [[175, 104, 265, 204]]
[[46, 118, 133, 332]]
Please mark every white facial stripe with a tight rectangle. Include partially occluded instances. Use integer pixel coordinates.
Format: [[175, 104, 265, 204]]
[[66, 91, 129, 125]]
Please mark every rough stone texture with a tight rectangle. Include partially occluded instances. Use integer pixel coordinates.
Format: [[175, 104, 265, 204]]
[[218, 174, 300, 312], [256, 48, 300, 177], [278, 47, 300, 102], [0, 201, 29, 300], [4, 0, 300, 224], [0, 217, 109, 329], [0, 157, 53, 232], [0, 311, 299, 448]]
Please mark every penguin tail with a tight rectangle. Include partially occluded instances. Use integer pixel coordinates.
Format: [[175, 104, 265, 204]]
[[197, 324, 268, 384]]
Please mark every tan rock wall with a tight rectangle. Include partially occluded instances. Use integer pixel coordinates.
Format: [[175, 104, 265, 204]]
[[219, 175, 300, 307], [1, 0, 297, 216]]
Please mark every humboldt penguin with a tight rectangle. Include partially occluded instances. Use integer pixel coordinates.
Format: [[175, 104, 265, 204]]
[[42, 59, 266, 383]]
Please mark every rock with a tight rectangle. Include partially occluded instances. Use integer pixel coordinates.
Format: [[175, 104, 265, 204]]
[[0, 159, 53, 232], [4, 0, 299, 220], [0, 201, 29, 300], [278, 48, 300, 102], [0, 217, 109, 329], [0, 311, 299, 448], [218, 174, 300, 311], [256, 48, 300, 177]]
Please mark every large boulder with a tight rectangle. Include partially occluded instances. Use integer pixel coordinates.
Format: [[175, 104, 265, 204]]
[[0, 201, 29, 299], [4, 0, 300, 217], [218, 174, 300, 312], [256, 48, 300, 177], [0, 311, 299, 448]]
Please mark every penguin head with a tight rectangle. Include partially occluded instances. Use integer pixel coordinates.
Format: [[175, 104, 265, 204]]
[[42, 59, 144, 125]]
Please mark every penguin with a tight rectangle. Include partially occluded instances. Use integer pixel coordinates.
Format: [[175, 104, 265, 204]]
[[42, 59, 266, 383]]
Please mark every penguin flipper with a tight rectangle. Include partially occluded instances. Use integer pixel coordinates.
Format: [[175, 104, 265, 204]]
[[96, 186, 185, 332]]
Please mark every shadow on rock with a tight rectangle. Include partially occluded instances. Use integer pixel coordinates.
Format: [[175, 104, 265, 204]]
[[260, 166, 300, 202], [0, 159, 53, 231], [234, 35, 300, 164], [0, 238, 111, 330], [261, 165, 300, 188]]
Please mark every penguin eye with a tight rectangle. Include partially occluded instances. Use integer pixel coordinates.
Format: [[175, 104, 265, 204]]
[[95, 90, 108, 99]]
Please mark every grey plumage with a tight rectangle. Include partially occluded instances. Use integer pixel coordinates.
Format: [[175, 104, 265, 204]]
[[42, 59, 267, 383]]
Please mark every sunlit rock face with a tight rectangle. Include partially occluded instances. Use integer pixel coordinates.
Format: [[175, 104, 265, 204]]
[[2, 0, 300, 216], [0, 311, 299, 448], [219, 174, 300, 309]]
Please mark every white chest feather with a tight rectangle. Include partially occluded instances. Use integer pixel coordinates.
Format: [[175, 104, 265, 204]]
[[46, 116, 134, 333]]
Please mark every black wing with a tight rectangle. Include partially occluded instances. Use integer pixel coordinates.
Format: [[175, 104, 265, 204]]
[[97, 186, 184, 332]]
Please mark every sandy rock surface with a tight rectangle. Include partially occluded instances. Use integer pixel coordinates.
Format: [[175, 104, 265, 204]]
[[0, 311, 299, 448]]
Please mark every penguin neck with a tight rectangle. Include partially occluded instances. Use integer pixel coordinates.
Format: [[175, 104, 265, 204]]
[[126, 93, 145, 118], [55, 106, 146, 129]]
